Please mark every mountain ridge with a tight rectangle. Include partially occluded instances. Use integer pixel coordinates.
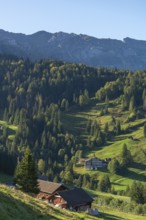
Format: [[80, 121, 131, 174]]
[[0, 29, 146, 69]]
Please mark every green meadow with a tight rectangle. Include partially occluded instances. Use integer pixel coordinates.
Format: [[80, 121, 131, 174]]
[[0, 181, 145, 220], [61, 99, 146, 191]]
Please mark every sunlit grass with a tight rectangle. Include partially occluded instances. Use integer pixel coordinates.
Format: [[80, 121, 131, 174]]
[[62, 100, 146, 193], [0, 183, 145, 220]]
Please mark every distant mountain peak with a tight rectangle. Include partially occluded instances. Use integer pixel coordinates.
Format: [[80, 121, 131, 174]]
[[0, 29, 146, 70]]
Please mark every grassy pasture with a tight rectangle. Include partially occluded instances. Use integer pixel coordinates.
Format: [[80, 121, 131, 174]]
[[61, 100, 146, 191], [0, 182, 145, 220], [0, 120, 18, 140]]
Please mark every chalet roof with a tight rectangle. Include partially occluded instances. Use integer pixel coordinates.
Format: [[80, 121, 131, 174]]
[[38, 179, 64, 194], [58, 188, 93, 207], [85, 157, 101, 162]]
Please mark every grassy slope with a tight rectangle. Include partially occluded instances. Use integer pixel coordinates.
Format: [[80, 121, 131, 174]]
[[0, 173, 94, 220], [61, 100, 146, 191], [0, 120, 18, 141], [93, 206, 146, 220], [0, 183, 94, 220], [1, 101, 146, 219], [0, 183, 146, 220]]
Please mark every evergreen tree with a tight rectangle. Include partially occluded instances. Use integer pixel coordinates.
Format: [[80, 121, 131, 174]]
[[108, 158, 120, 174], [130, 181, 144, 204], [142, 88, 146, 101], [13, 109, 20, 125], [65, 99, 69, 111], [79, 95, 85, 107], [122, 94, 129, 110], [105, 94, 109, 106], [63, 171, 73, 184], [3, 108, 8, 122], [115, 120, 121, 135], [76, 175, 83, 187], [82, 174, 87, 187], [143, 185, 146, 203], [83, 89, 89, 104], [120, 144, 133, 167], [98, 175, 111, 192], [104, 122, 109, 133], [53, 175, 59, 183], [129, 96, 135, 112], [14, 147, 39, 193], [38, 159, 45, 175]]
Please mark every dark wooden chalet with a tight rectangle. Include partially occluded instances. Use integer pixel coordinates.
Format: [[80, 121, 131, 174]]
[[84, 157, 104, 170], [36, 179, 66, 202], [53, 188, 93, 211], [84, 157, 111, 170]]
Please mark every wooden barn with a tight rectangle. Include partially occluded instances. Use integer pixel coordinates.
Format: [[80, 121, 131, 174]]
[[53, 188, 93, 211], [36, 179, 67, 202]]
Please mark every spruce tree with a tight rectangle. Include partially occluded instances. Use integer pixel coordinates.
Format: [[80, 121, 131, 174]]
[[120, 143, 133, 167], [98, 175, 111, 192], [38, 159, 45, 175], [14, 147, 39, 193], [108, 158, 120, 174], [130, 181, 144, 204], [129, 96, 135, 112], [115, 120, 121, 135], [143, 185, 146, 204]]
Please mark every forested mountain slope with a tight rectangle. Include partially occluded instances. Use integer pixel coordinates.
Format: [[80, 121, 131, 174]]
[[0, 55, 120, 178], [0, 55, 146, 204]]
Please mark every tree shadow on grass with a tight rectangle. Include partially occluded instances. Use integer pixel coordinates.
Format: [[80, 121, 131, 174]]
[[127, 121, 145, 133], [130, 162, 146, 171], [113, 136, 127, 141], [122, 168, 146, 182]]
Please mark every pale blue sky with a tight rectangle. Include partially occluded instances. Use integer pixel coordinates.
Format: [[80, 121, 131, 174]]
[[0, 0, 145, 40]]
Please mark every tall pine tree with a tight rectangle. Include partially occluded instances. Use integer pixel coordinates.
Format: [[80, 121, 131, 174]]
[[120, 144, 133, 167], [14, 147, 39, 193]]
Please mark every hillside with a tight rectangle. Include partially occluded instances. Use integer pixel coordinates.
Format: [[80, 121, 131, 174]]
[[0, 183, 88, 220], [0, 173, 96, 220], [0, 56, 146, 217], [0, 182, 146, 220], [0, 56, 146, 186], [62, 100, 146, 191], [1, 29, 146, 69]]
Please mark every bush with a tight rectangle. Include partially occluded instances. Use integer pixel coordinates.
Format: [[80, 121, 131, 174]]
[[134, 204, 143, 215], [109, 198, 123, 208], [142, 204, 146, 215], [120, 201, 135, 213], [95, 195, 146, 216]]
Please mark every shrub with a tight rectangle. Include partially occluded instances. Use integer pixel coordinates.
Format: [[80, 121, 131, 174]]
[[134, 204, 143, 215]]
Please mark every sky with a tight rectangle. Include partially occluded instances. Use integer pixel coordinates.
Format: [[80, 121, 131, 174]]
[[0, 0, 145, 40]]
